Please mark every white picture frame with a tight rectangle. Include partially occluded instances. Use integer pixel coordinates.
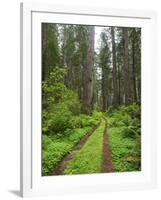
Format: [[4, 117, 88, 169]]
[[20, 2, 157, 197]]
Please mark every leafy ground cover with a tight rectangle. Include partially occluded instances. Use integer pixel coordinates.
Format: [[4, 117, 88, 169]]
[[107, 104, 141, 172], [64, 119, 105, 175], [42, 112, 101, 176], [42, 127, 92, 175], [42, 103, 141, 175], [42, 67, 103, 175]]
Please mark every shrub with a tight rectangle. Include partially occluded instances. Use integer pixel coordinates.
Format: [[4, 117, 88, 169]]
[[42, 67, 67, 107], [42, 135, 53, 150], [92, 111, 103, 120], [121, 125, 139, 139], [108, 113, 129, 127], [68, 112, 100, 130], [108, 126, 141, 172], [42, 104, 73, 134], [63, 90, 81, 115], [107, 104, 141, 139], [79, 114, 99, 127], [42, 67, 82, 134], [69, 116, 82, 129], [119, 103, 140, 119]]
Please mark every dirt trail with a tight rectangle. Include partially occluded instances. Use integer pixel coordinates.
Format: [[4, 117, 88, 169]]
[[51, 122, 100, 175], [101, 119, 113, 173], [51, 118, 113, 175]]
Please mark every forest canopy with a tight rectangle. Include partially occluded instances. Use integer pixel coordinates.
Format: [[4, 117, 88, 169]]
[[42, 23, 141, 114]]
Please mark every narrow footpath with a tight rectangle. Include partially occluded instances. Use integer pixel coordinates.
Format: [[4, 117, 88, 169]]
[[52, 118, 113, 175], [52, 122, 100, 175], [101, 118, 113, 173]]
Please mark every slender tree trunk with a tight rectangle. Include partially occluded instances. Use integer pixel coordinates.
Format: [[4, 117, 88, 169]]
[[66, 58, 73, 88], [138, 78, 141, 104], [63, 26, 74, 89], [42, 23, 48, 55], [77, 65, 82, 100], [111, 27, 118, 106], [123, 27, 130, 105], [136, 29, 141, 104], [42, 23, 48, 81], [132, 32, 137, 103], [92, 66, 97, 108], [117, 63, 121, 105], [82, 26, 94, 114], [76, 28, 83, 100], [101, 66, 108, 111]]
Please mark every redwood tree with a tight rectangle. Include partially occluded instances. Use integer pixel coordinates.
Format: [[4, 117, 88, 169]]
[[82, 26, 95, 114]]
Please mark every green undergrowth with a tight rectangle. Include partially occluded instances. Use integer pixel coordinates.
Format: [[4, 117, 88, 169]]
[[42, 111, 102, 176], [107, 104, 141, 172], [64, 119, 105, 175], [42, 127, 92, 175], [42, 67, 103, 175]]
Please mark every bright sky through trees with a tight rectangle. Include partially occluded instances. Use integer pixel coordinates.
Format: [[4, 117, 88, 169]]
[[95, 26, 104, 51]]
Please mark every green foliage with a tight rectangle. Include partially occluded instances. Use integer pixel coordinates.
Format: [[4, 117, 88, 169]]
[[63, 90, 81, 115], [42, 127, 92, 175], [42, 67, 82, 135], [64, 120, 105, 174], [42, 106, 101, 135], [42, 104, 72, 134], [42, 66, 101, 174], [69, 111, 102, 129], [107, 104, 140, 139], [42, 24, 60, 80], [92, 110, 103, 120], [41, 24, 141, 175], [107, 104, 141, 172], [79, 115, 97, 127], [42, 135, 53, 150], [108, 127, 141, 172], [42, 66, 67, 106], [119, 103, 140, 118]]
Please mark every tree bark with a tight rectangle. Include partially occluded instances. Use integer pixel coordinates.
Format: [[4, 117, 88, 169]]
[[132, 30, 137, 103], [66, 58, 73, 88], [42, 23, 48, 81], [63, 26, 74, 89], [117, 63, 121, 105], [123, 27, 130, 105], [82, 26, 95, 114], [111, 27, 118, 106], [102, 65, 108, 111]]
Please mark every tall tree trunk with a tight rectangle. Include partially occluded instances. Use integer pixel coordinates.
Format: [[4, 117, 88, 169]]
[[77, 65, 82, 100], [42, 23, 48, 81], [123, 27, 130, 105], [82, 26, 94, 114], [111, 27, 118, 106], [76, 26, 86, 101], [63, 26, 74, 89], [137, 78, 141, 104], [101, 65, 108, 111], [132, 31, 137, 103], [136, 28, 141, 104], [117, 63, 121, 105], [66, 58, 73, 88]]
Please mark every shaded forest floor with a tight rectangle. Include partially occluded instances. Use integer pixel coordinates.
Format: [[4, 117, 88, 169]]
[[42, 104, 141, 176]]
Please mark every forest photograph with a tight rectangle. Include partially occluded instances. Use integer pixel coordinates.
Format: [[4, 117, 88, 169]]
[[42, 23, 141, 176]]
